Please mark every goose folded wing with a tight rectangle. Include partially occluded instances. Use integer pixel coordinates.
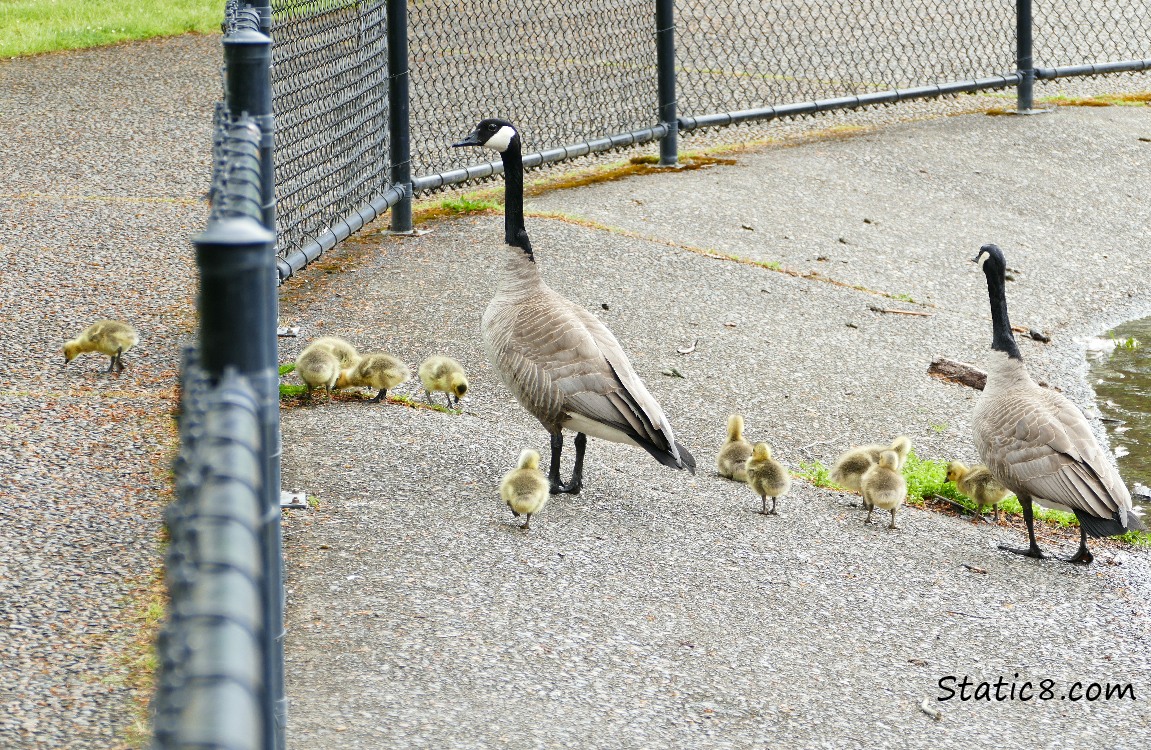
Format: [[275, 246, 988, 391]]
[[998, 407, 1125, 519]]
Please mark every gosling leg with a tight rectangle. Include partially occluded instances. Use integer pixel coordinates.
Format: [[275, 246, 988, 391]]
[[522, 513, 532, 531], [371, 388, 386, 403], [888, 508, 899, 530], [864, 505, 875, 525], [998, 494, 1046, 559]]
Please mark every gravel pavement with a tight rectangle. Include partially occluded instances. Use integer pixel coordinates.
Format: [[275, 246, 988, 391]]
[[279, 104, 1151, 749], [0, 35, 216, 748], [1, 29, 1149, 750]]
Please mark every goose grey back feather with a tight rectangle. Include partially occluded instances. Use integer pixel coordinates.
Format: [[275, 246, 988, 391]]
[[482, 253, 694, 471], [973, 353, 1139, 532]]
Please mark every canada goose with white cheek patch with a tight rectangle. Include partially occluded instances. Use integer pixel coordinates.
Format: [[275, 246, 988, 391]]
[[972, 243, 1144, 564], [453, 118, 696, 494]]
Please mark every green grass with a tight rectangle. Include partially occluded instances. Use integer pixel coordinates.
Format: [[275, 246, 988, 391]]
[[1, 0, 221, 58], [440, 196, 501, 215], [794, 460, 837, 489]]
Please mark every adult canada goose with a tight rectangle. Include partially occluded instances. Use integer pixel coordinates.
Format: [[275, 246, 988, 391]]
[[830, 435, 912, 493], [861, 449, 906, 529], [972, 243, 1144, 563], [295, 345, 339, 398], [453, 118, 695, 493], [946, 460, 1010, 522], [717, 414, 753, 482], [500, 448, 549, 530], [63, 320, 138, 373], [309, 336, 360, 368], [335, 353, 410, 403], [418, 355, 468, 407], [745, 442, 790, 515]]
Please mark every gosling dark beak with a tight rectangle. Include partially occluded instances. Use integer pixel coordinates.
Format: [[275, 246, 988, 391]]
[[452, 129, 483, 148]]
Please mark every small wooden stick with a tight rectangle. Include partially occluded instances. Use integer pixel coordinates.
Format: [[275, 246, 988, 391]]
[[869, 305, 934, 317], [927, 357, 987, 390]]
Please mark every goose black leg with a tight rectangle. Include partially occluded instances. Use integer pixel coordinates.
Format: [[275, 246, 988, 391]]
[[522, 513, 532, 530], [1061, 525, 1093, 565], [371, 388, 386, 403], [548, 432, 585, 495], [106, 355, 116, 373], [998, 494, 1046, 559]]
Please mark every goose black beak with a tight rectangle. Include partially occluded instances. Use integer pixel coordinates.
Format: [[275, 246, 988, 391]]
[[452, 130, 483, 148]]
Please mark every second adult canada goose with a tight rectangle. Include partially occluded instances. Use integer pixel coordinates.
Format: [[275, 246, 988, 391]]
[[309, 336, 360, 368], [335, 353, 409, 403], [500, 448, 549, 530], [63, 320, 138, 373], [745, 442, 790, 515], [946, 460, 1010, 522], [861, 450, 906, 529], [453, 118, 695, 494], [295, 345, 339, 398], [830, 435, 912, 493], [972, 243, 1144, 563], [717, 414, 753, 482], [418, 355, 468, 407]]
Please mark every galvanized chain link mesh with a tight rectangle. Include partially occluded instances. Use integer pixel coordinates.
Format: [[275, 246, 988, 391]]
[[407, 0, 658, 182], [270, 0, 392, 260], [676, 1, 1017, 121], [1035, 1, 1151, 69], [262, 0, 1149, 261]]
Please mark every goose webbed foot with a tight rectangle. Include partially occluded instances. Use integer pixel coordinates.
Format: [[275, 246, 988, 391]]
[[522, 514, 532, 531], [998, 543, 1046, 559], [1061, 527, 1093, 564], [370, 388, 386, 403]]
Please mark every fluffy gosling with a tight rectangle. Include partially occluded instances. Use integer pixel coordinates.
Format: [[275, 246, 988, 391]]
[[717, 414, 754, 482], [335, 353, 410, 403], [418, 355, 468, 407], [861, 449, 907, 529], [500, 449, 549, 529], [63, 320, 138, 373], [946, 460, 1010, 522], [308, 336, 360, 368], [746, 442, 791, 515], [295, 345, 340, 398], [830, 435, 912, 493]]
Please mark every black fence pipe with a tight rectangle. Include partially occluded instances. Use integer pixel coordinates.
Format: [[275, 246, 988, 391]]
[[387, 0, 414, 232], [192, 213, 283, 750], [678, 75, 1021, 131], [1036, 58, 1151, 79], [1016, 0, 1035, 112], [249, 0, 272, 35], [654, 0, 677, 166]]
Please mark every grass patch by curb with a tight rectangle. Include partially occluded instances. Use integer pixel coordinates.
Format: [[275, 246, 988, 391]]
[[1, 0, 221, 58]]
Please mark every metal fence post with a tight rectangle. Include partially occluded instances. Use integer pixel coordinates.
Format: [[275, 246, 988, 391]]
[[655, 0, 678, 166], [1016, 0, 1035, 112], [193, 214, 283, 750], [248, 0, 273, 36], [387, 0, 414, 233], [224, 28, 276, 233]]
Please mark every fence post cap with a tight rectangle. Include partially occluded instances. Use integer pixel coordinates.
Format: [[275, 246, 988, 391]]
[[223, 28, 272, 46], [194, 216, 275, 247]]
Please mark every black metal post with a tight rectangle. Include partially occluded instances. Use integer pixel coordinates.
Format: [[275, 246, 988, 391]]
[[224, 28, 276, 233], [1016, 0, 1035, 112], [193, 214, 282, 750], [655, 0, 678, 166], [249, 0, 273, 36], [387, 0, 413, 233]]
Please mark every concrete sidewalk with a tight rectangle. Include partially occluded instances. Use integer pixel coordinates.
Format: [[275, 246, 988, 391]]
[[279, 105, 1151, 748]]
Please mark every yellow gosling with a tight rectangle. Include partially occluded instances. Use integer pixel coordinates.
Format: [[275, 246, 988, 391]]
[[418, 355, 469, 407], [830, 435, 912, 492], [295, 345, 340, 399], [746, 442, 791, 515], [861, 450, 907, 530], [335, 353, 410, 403], [717, 414, 754, 482], [500, 449, 549, 530], [63, 320, 139, 373], [946, 460, 1010, 522]]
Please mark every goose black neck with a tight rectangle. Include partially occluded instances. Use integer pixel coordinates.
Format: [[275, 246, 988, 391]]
[[500, 140, 533, 259], [984, 261, 1021, 359]]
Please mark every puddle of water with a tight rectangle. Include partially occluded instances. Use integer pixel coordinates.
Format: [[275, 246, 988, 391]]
[[1087, 316, 1151, 510]]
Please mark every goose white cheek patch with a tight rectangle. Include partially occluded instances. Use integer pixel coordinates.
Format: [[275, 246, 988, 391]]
[[483, 125, 517, 152]]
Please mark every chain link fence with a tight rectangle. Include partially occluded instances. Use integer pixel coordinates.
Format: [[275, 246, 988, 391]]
[[265, 0, 1149, 278]]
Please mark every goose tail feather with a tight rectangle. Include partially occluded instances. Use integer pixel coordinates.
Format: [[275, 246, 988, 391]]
[[638, 439, 696, 474], [1074, 506, 1146, 539]]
